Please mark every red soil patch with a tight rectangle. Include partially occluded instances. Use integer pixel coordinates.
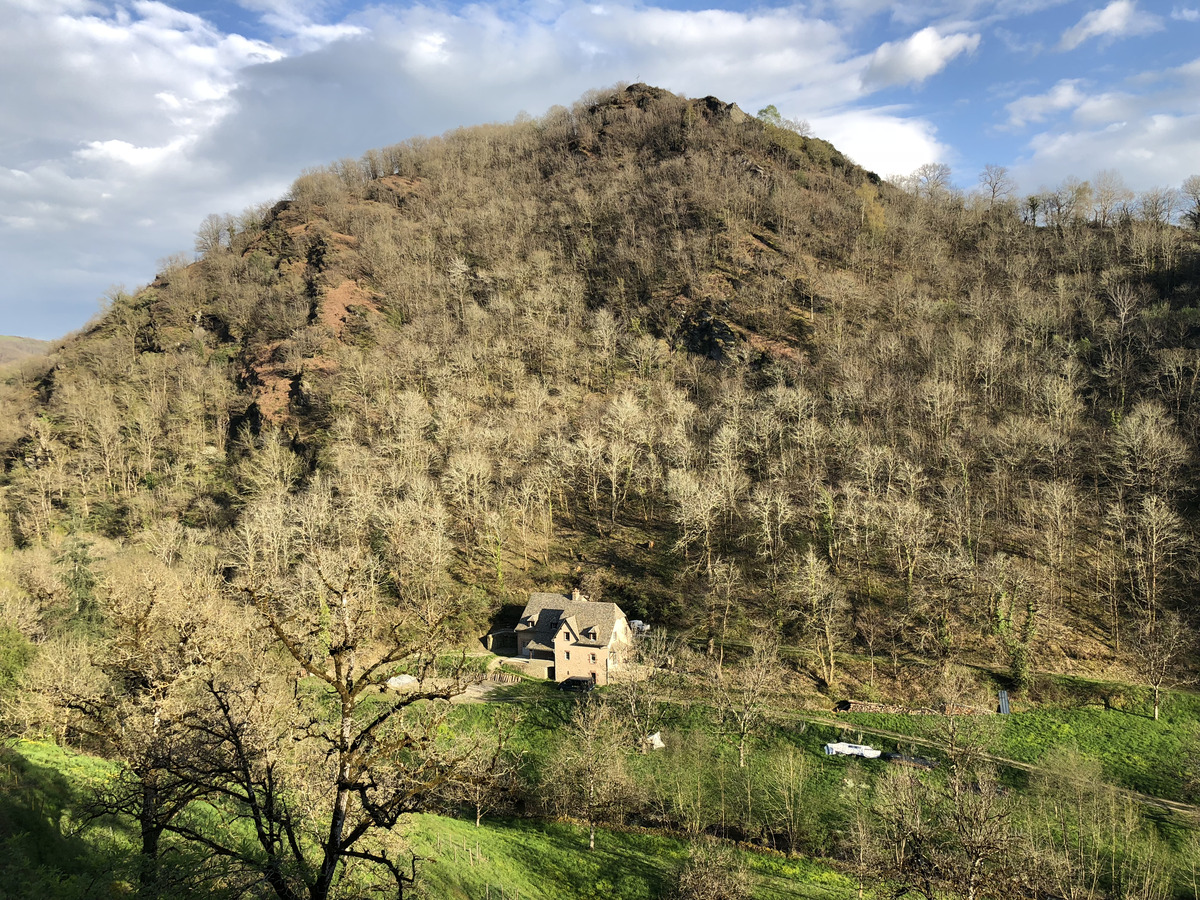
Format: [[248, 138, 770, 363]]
[[253, 372, 293, 423], [740, 328, 801, 362], [320, 279, 379, 339], [240, 340, 292, 425]]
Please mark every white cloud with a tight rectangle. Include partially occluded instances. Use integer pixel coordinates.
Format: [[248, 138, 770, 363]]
[[1059, 1, 1162, 50], [0, 0, 295, 334], [1072, 90, 1138, 125], [1172, 7, 1200, 21], [1005, 78, 1087, 127], [862, 27, 980, 88], [810, 107, 952, 175], [200, 1, 868, 180], [1011, 59, 1200, 191], [809, 0, 1068, 28], [74, 136, 192, 170], [234, 0, 365, 50], [1016, 112, 1200, 190], [0, 0, 976, 338]]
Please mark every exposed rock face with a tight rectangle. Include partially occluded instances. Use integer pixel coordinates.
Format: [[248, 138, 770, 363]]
[[696, 94, 747, 124], [680, 310, 739, 361], [608, 83, 750, 125]]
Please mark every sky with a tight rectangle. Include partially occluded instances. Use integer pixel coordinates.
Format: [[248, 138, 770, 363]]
[[3, 0, 1200, 339]]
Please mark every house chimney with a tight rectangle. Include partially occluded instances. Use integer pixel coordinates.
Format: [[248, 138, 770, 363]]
[[572, 587, 583, 603]]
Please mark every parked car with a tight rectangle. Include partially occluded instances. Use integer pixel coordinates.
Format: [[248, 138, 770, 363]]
[[558, 676, 595, 693]]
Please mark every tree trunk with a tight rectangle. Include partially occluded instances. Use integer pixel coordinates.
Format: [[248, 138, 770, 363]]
[[139, 781, 161, 889], [314, 781, 351, 900]]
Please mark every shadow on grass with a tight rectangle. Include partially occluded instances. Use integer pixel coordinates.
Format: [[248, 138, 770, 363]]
[[0, 745, 128, 899]]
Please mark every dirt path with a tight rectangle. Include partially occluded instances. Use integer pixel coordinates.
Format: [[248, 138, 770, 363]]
[[451, 679, 510, 704]]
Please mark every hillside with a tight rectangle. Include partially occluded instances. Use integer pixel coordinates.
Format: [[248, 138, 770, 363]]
[[2, 83, 1200, 899], [0, 336, 50, 366], [6, 83, 1199, 674]]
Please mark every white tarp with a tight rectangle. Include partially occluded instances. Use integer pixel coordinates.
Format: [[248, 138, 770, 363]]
[[386, 675, 418, 689], [646, 731, 665, 750], [823, 742, 881, 759]]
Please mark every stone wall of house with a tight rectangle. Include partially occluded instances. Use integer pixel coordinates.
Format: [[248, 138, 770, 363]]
[[554, 643, 612, 685]]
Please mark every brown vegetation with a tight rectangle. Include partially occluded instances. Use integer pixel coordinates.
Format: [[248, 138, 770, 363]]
[[3, 82, 1200, 898]]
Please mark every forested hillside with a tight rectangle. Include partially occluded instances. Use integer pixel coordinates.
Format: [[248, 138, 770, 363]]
[[0, 336, 50, 366], [3, 83, 1200, 899]]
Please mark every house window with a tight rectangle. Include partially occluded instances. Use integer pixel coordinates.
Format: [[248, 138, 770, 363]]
[[589, 653, 596, 663], [565, 651, 570, 660]]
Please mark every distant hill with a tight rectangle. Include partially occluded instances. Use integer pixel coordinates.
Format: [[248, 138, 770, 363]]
[[0, 335, 51, 365]]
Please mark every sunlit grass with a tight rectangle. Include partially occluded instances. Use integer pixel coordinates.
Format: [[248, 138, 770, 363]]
[[404, 813, 857, 900]]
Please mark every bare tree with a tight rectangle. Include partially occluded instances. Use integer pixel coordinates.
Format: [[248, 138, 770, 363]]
[[780, 547, 849, 687], [704, 558, 743, 675], [542, 699, 635, 850], [1130, 495, 1185, 629], [885, 497, 934, 599], [912, 162, 953, 200], [1112, 402, 1188, 500], [978, 164, 1015, 209], [869, 766, 939, 899], [1024, 748, 1138, 900], [763, 744, 810, 855], [607, 628, 679, 752], [1132, 610, 1194, 721], [714, 633, 780, 768], [30, 554, 231, 891], [669, 841, 751, 900], [940, 759, 1013, 900], [668, 467, 722, 576], [448, 709, 522, 827], [1138, 187, 1180, 225], [163, 475, 488, 900], [1181, 174, 1200, 229], [1093, 169, 1132, 227], [869, 721, 1013, 900]]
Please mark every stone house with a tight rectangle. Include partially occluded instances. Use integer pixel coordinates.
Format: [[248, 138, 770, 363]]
[[514, 590, 633, 686]]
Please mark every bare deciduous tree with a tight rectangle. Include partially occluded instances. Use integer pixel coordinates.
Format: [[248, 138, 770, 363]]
[[1132, 609, 1194, 721], [542, 699, 635, 850], [781, 547, 848, 687], [979, 164, 1015, 209], [715, 634, 780, 768]]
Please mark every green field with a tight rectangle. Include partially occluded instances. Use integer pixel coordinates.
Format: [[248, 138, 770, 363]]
[[836, 683, 1200, 800], [406, 814, 856, 900], [6, 663, 1198, 900], [1, 741, 130, 899], [4, 737, 860, 900]]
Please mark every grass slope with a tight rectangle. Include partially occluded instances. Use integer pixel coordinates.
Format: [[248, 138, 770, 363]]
[[837, 683, 1200, 799], [9, 736, 858, 900], [0, 741, 130, 900], [405, 813, 855, 900]]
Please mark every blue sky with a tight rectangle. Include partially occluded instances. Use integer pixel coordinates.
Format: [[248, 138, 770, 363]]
[[2, 0, 1199, 339]]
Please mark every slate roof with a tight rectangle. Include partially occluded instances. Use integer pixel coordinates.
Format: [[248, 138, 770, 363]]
[[515, 592, 627, 649]]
